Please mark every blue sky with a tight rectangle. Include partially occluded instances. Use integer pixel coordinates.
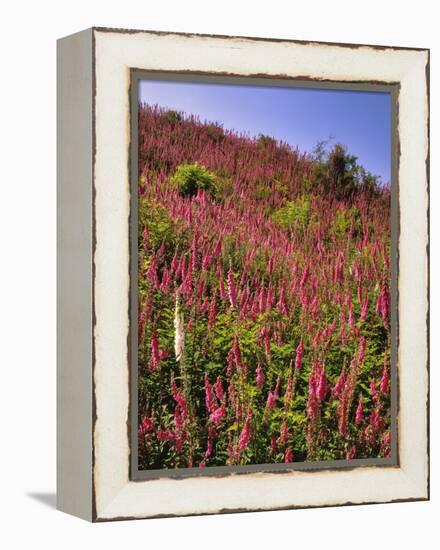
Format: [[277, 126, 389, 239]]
[[139, 80, 391, 184]]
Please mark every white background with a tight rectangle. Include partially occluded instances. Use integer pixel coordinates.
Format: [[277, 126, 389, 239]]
[[0, 1, 437, 548]]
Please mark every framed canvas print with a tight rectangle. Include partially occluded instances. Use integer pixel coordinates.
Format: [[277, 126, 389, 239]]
[[57, 27, 430, 522]]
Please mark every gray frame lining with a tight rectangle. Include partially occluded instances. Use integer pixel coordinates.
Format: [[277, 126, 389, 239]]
[[129, 71, 399, 481]]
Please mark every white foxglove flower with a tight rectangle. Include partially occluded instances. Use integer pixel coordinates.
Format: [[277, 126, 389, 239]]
[[174, 292, 185, 362]]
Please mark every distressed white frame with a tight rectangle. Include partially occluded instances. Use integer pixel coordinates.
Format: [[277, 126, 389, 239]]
[[58, 27, 429, 522]]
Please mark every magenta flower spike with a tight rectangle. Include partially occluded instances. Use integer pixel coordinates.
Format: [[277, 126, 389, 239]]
[[151, 329, 160, 370], [227, 267, 237, 308], [237, 407, 252, 452], [295, 340, 304, 371], [285, 448, 294, 463], [256, 363, 265, 389], [380, 364, 390, 394], [316, 367, 327, 402], [355, 398, 363, 426]]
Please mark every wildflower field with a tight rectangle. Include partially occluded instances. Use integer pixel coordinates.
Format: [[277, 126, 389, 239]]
[[137, 104, 392, 470]]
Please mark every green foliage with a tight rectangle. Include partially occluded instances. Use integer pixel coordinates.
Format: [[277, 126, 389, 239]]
[[257, 134, 276, 148], [272, 195, 312, 231], [273, 179, 289, 199], [138, 196, 181, 250], [359, 167, 381, 196], [333, 206, 362, 237], [311, 142, 380, 199], [163, 109, 182, 124], [254, 181, 272, 202], [170, 162, 219, 198], [216, 175, 234, 200], [205, 123, 224, 143], [327, 144, 359, 198]]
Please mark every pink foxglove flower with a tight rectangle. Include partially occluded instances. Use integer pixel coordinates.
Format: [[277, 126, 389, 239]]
[[256, 363, 264, 389], [380, 364, 390, 394], [370, 408, 383, 432], [215, 376, 224, 401], [295, 340, 304, 371], [138, 416, 154, 437], [270, 437, 277, 456], [316, 368, 327, 402], [355, 397, 363, 426], [380, 281, 390, 328], [157, 428, 175, 442], [346, 445, 356, 460], [333, 368, 346, 398], [237, 407, 252, 452], [191, 231, 198, 271], [151, 329, 160, 369], [227, 268, 237, 307], [277, 286, 288, 316], [284, 448, 294, 463], [313, 328, 321, 348], [226, 348, 235, 376], [204, 375, 217, 413], [210, 405, 226, 425], [170, 248, 179, 274], [360, 296, 369, 321], [357, 336, 367, 365], [259, 287, 267, 313], [266, 392, 277, 409], [278, 421, 289, 445], [160, 267, 171, 292], [204, 439, 213, 459]]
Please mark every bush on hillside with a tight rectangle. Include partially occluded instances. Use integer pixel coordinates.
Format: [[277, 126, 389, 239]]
[[272, 195, 312, 231], [312, 142, 381, 200], [170, 162, 218, 198], [163, 109, 182, 125]]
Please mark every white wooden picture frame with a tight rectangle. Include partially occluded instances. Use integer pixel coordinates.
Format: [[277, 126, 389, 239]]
[[57, 27, 429, 522]]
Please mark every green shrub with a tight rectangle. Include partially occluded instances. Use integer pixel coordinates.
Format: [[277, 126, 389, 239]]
[[257, 134, 276, 148], [170, 162, 218, 198], [138, 197, 176, 249], [205, 123, 224, 143], [333, 207, 362, 237], [311, 141, 380, 200], [163, 109, 182, 124], [273, 179, 289, 198], [272, 195, 311, 231], [254, 182, 272, 202]]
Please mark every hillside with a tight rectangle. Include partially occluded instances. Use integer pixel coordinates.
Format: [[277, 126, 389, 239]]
[[137, 104, 391, 469]]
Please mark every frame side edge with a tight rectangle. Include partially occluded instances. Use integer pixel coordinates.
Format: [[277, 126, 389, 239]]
[[425, 49, 430, 501], [57, 28, 94, 522]]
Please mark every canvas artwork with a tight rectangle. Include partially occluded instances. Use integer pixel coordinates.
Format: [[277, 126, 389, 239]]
[[135, 79, 395, 472], [57, 28, 428, 521]]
